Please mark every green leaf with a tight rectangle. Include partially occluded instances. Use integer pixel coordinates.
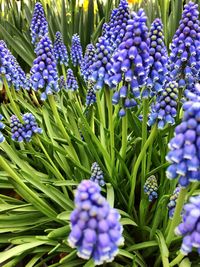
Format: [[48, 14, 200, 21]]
[[106, 183, 114, 208]]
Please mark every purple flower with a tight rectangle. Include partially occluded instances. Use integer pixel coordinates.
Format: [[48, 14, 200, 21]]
[[109, 9, 150, 98], [86, 81, 96, 106], [68, 180, 124, 265], [166, 96, 200, 186], [30, 36, 59, 100], [66, 69, 78, 91], [30, 2, 48, 45], [10, 113, 42, 142], [70, 34, 83, 67], [81, 44, 95, 82], [59, 75, 66, 90], [0, 115, 5, 143], [144, 175, 158, 202], [90, 162, 105, 186], [53, 32, 68, 66], [147, 18, 168, 97], [167, 186, 181, 218], [169, 1, 200, 94], [148, 81, 178, 129], [175, 195, 200, 255]]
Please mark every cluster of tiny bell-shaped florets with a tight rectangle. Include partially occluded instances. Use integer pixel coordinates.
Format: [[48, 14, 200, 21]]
[[58, 75, 66, 90], [112, 85, 137, 117], [166, 93, 200, 186], [90, 162, 105, 186], [175, 195, 200, 255], [169, 1, 200, 93], [148, 81, 178, 129], [167, 185, 181, 218], [68, 180, 124, 265], [108, 9, 150, 99], [81, 44, 96, 82], [0, 114, 5, 143], [144, 175, 158, 202], [10, 113, 42, 142], [86, 81, 96, 106], [53, 31, 69, 66], [70, 34, 83, 67], [30, 2, 48, 45], [147, 18, 168, 97], [103, 0, 130, 51], [66, 69, 79, 91], [30, 36, 59, 101], [89, 36, 113, 91]]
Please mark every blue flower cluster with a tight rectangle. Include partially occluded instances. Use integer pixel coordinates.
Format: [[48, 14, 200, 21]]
[[30, 36, 59, 100], [30, 2, 48, 45], [53, 32, 68, 66], [148, 81, 178, 129], [169, 1, 200, 93], [10, 113, 42, 142], [167, 186, 181, 219], [147, 18, 168, 97], [109, 9, 150, 98], [175, 195, 200, 255], [86, 81, 96, 106], [68, 180, 124, 265], [144, 175, 158, 202], [0, 114, 5, 143], [90, 162, 105, 186], [103, 0, 130, 50], [81, 44, 95, 82], [70, 34, 83, 67], [59, 75, 66, 90], [66, 69, 78, 91], [166, 98, 200, 186]]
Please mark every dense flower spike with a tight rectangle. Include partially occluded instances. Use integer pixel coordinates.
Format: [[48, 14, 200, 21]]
[[10, 113, 42, 142], [109, 9, 150, 98], [59, 75, 66, 90], [66, 69, 78, 91], [166, 96, 200, 186], [147, 18, 168, 96], [70, 34, 83, 67], [103, 0, 130, 50], [86, 81, 96, 106], [144, 175, 158, 202], [0, 114, 5, 143], [167, 186, 181, 218], [169, 1, 200, 94], [53, 32, 68, 66], [68, 180, 124, 265], [30, 2, 48, 45], [90, 162, 105, 186], [81, 44, 95, 82], [30, 36, 59, 100], [148, 81, 178, 129], [175, 195, 200, 255]]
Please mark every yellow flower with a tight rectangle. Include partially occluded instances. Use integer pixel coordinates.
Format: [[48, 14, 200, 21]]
[[79, 0, 98, 12], [128, 0, 142, 4]]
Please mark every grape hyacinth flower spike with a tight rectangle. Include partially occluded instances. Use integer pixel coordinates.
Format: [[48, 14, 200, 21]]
[[0, 114, 5, 143], [68, 180, 124, 265], [53, 32, 69, 66], [144, 175, 158, 202], [167, 186, 181, 218], [30, 2, 48, 45], [86, 81, 96, 106], [148, 81, 178, 129], [166, 94, 200, 186], [30, 36, 59, 101], [147, 18, 168, 97], [66, 69, 78, 91], [175, 195, 200, 255], [70, 34, 83, 67], [169, 1, 200, 94], [81, 44, 95, 82], [90, 162, 105, 186]]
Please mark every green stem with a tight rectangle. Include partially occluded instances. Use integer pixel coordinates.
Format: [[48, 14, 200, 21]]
[[120, 114, 128, 162], [105, 88, 114, 166], [48, 94, 79, 162], [3, 77, 21, 121], [128, 124, 157, 213], [61, 64, 66, 80], [169, 253, 185, 267], [96, 91, 106, 148], [166, 188, 187, 246]]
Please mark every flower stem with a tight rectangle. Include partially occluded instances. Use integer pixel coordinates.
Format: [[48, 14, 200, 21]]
[[169, 253, 185, 267], [165, 187, 187, 246], [61, 64, 67, 80], [48, 94, 79, 162], [128, 124, 157, 213], [96, 91, 106, 148], [120, 114, 128, 162]]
